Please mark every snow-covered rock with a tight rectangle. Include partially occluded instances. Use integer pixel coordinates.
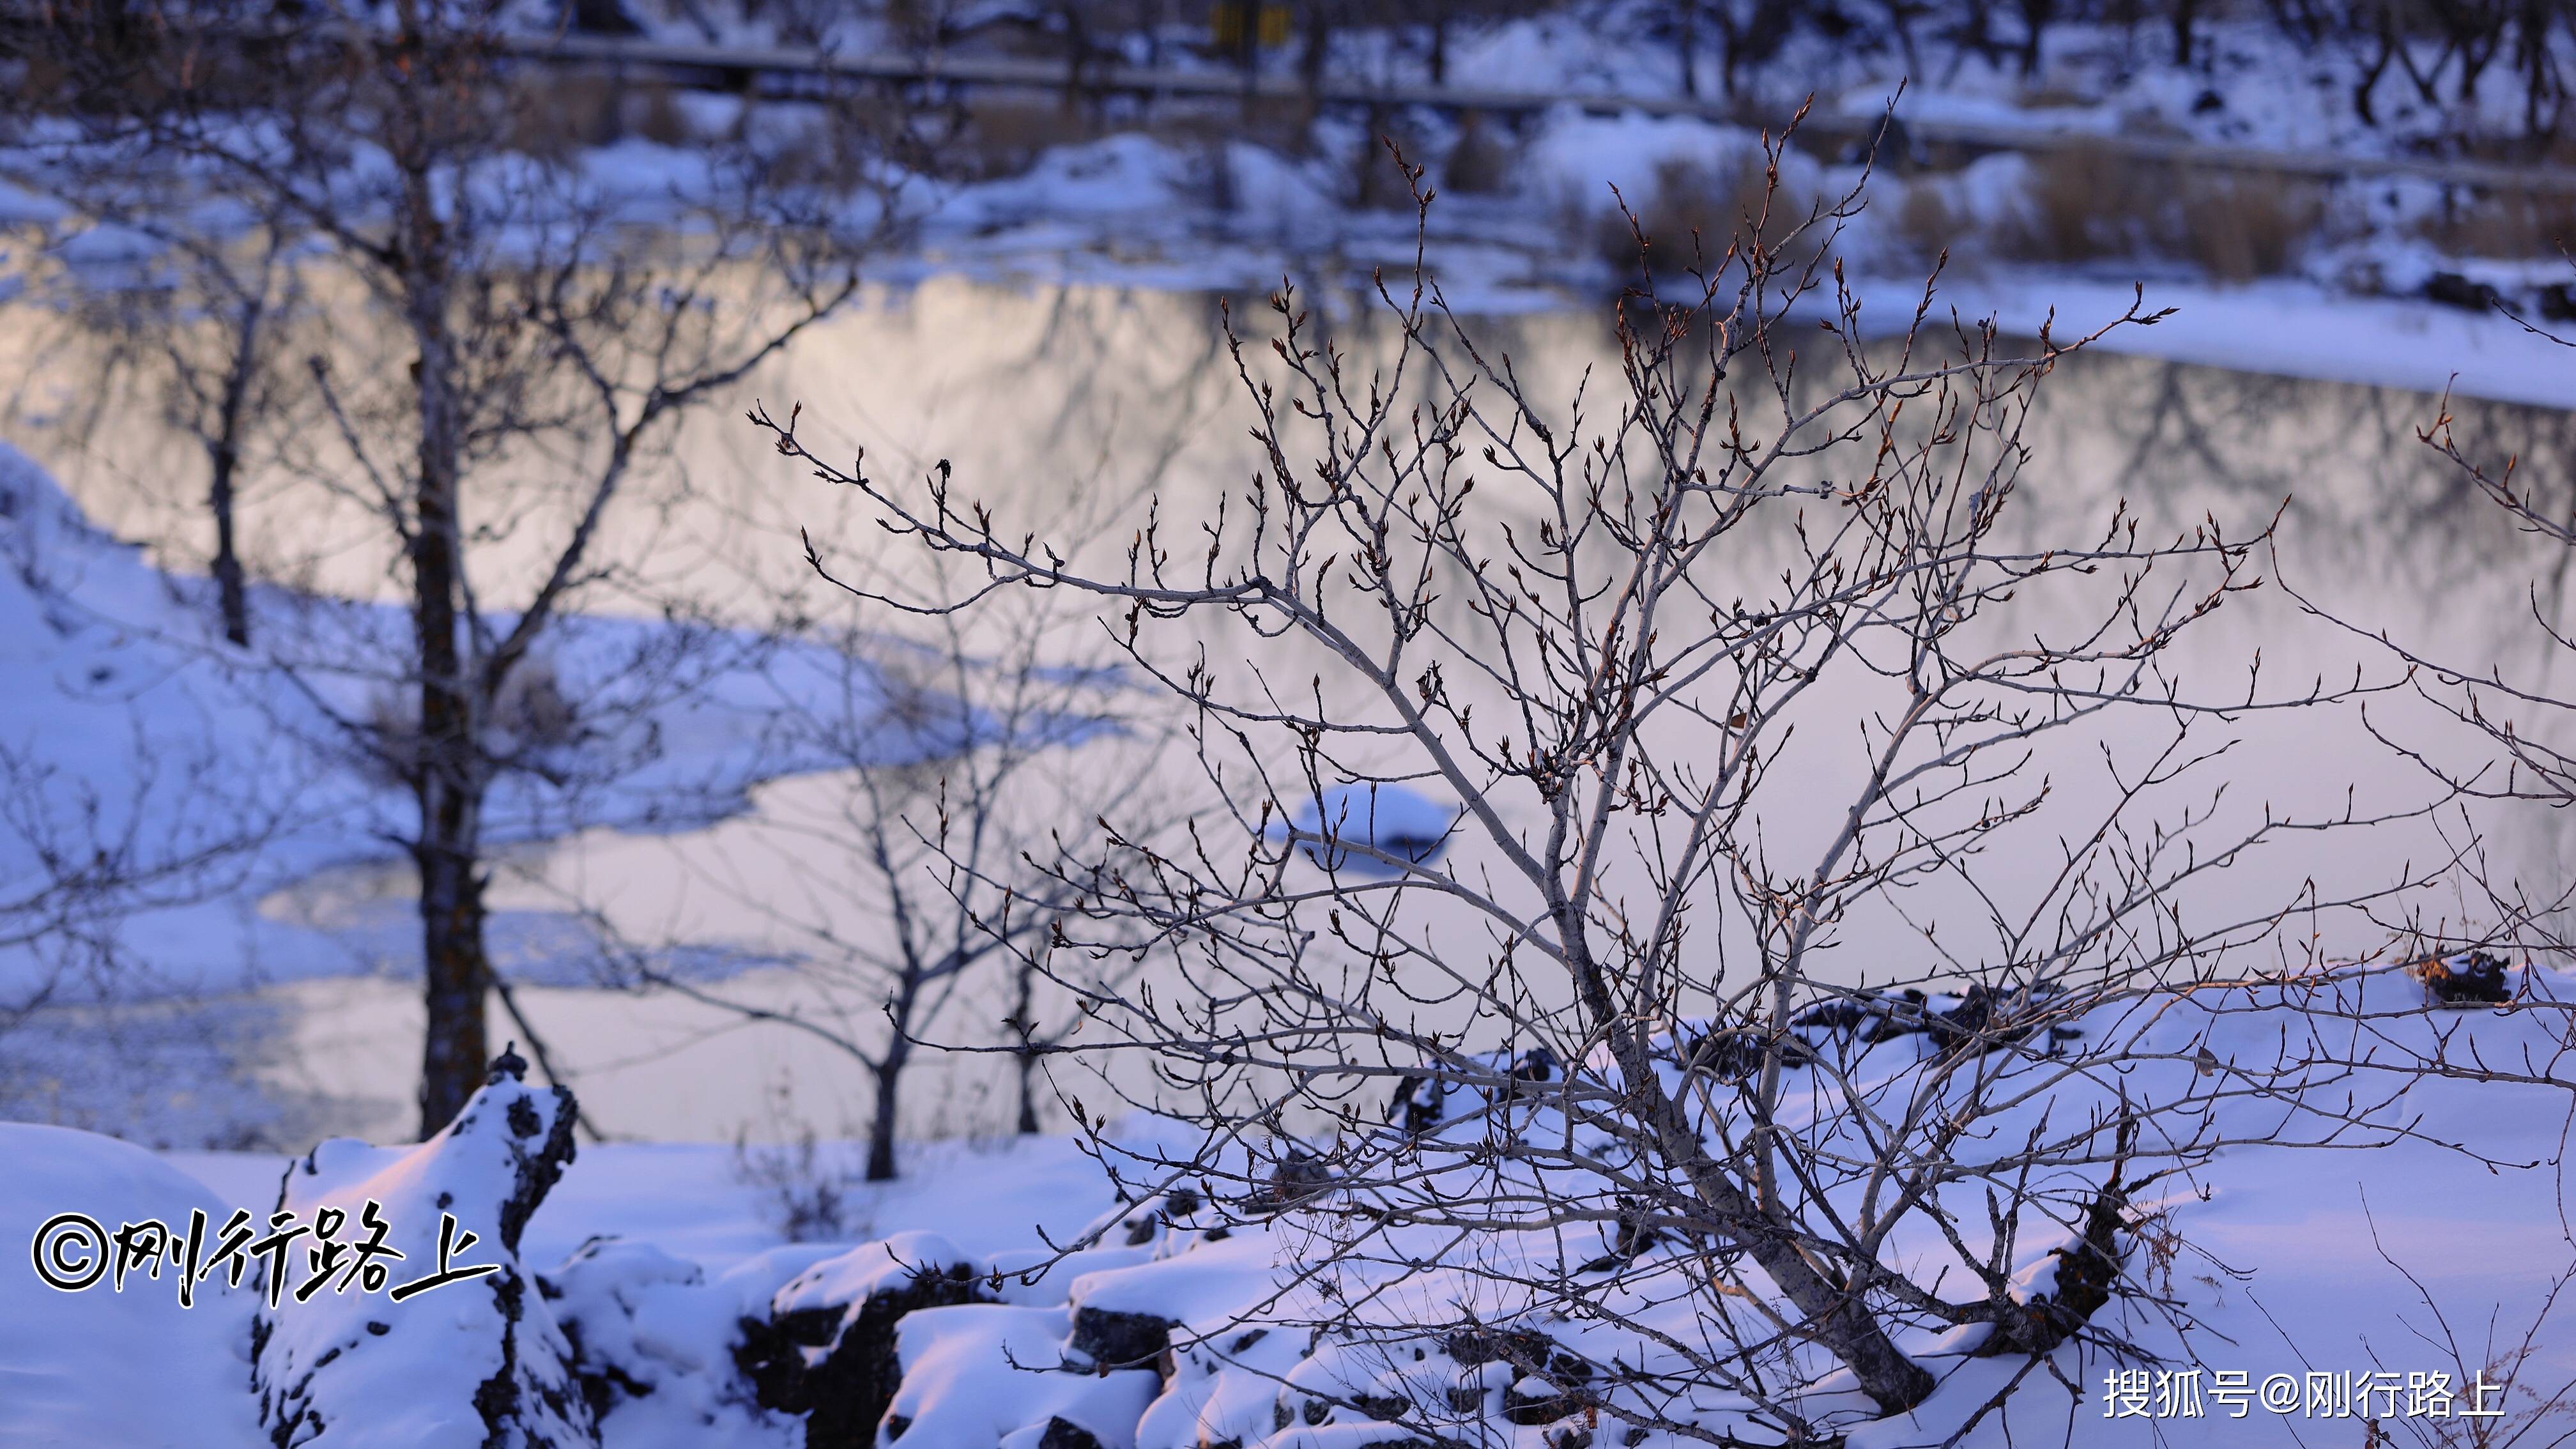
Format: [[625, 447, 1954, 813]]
[[885, 1303, 1160, 1449], [736, 1230, 992, 1448], [250, 1048, 592, 1449], [541, 1238, 829, 1449], [1284, 783, 1459, 873]]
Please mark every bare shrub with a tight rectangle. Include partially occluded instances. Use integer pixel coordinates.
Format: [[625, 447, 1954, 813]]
[[755, 168, 2464, 1439], [1441, 112, 1516, 195], [580, 579, 1179, 1179], [733, 1096, 869, 1244], [1591, 151, 1818, 275]]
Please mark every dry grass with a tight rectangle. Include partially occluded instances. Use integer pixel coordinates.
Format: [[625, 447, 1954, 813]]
[[504, 73, 701, 157], [623, 83, 699, 148], [2000, 141, 2157, 263], [1443, 114, 1515, 196], [2175, 172, 2325, 281], [1998, 142, 2325, 281], [1593, 154, 1817, 275], [1892, 179, 1967, 267], [2412, 187, 2576, 260], [508, 72, 625, 158], [949, 95, 1105, 183], [2014, 83, 2100, 109]]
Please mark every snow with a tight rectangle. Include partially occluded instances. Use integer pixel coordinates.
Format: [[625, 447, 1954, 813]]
[[1282, 783, 1460, 872], [770, 1230, 976, 1320], [0, 441, 994, 1011], [544, 1238, 822, 1449], [1522, 107, 1808, 220], [1069, 1229, 1278, 1330], [0, 1124, 264, 1448], [1851, 272, 2576, 410], [3, 962, 2568, 1449], [889, 1304, 1160, 1447], [858, 114, 2576, 409]]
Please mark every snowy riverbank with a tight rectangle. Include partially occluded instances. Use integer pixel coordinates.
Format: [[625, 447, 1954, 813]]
[[7, 958, 2572, 1448]]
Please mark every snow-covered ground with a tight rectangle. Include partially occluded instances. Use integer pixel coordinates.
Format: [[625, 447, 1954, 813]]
[[6, 961, 2570, 1448]]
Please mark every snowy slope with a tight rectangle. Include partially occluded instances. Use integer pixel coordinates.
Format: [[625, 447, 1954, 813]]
[[0, 440, 976, 1008]]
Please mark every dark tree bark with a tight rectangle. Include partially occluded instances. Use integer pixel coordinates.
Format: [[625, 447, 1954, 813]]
[[389, 4, 488, 1137], [864, 1031, 909, 1182], [2017, 0, 2058, 77], [202, 281, 268, 649], [205, 440, 249, 648], [1008, 959, 1043, 1135], [406, 299, 491, 1135], [1678, 0, 1703, 98], [2354, 12, 2398, 125]]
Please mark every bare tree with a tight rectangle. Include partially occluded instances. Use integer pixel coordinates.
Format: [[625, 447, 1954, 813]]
[[9, 1, 901, 1133], [15, 207, 303, 648], [0, 70, 315, 649], [578, 575, 1177, 1178], [749, 155, 2478, 1439]]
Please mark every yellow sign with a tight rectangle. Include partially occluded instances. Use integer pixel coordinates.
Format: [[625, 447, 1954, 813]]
[[1211, 1, 1294, 49]]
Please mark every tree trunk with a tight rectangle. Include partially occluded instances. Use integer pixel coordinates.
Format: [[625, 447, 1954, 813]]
[[2172, 0, 2200, 66], [1014, 1057, 1041, 1135], [398, 115, 486, 1137], [1011, 962, 1042, 1135], [205, 283, 265, 649], [1558, 913, 1936, 1415], [2017, 0, 2053, 77], [2354, 17, 2395, 126], [206, 437, 249, 648], [1301, 3, 1330, 125], [866, 1033, 909, 1182], [415, 807, 489, 1135], [411, 356, 486, 1136], [1678, 1, 1701, 98]]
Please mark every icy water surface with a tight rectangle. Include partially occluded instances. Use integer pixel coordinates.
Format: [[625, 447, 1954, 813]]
[[10, 275, 2576, 1143]]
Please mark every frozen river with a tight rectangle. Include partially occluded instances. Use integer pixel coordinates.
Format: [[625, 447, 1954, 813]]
[[8, 274, 2576, 1144]]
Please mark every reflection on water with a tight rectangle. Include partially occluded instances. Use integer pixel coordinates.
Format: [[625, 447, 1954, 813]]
[[6, 276, 2574, 1143]]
